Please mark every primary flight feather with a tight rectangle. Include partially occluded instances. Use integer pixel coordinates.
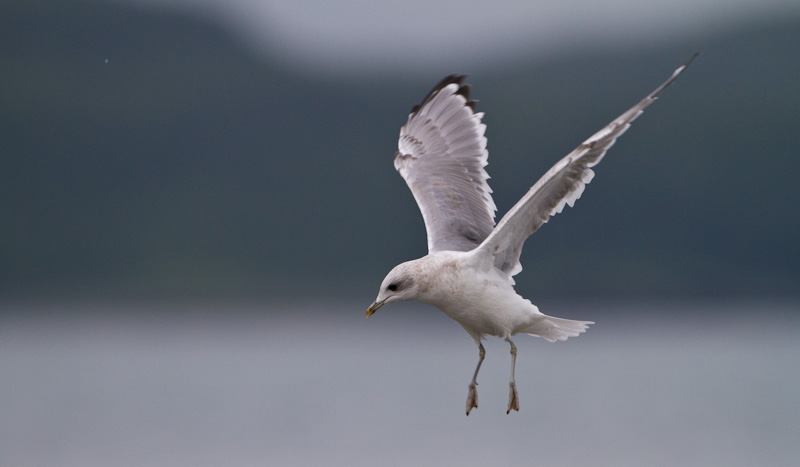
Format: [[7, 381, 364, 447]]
[[368, 54, 698, 415]]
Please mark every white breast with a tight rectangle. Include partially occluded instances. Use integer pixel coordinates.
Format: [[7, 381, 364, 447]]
[[414, 251, 540, 341]]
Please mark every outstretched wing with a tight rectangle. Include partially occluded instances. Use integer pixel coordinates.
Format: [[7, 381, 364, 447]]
[[394, 75, 496, 253], [476, 53, 699, 278]]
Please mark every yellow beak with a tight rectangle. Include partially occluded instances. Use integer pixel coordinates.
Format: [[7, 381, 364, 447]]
[[366, 299, 386, 318]]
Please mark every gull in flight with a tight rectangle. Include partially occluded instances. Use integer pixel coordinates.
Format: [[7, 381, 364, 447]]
[[367, 54, 698, 415]]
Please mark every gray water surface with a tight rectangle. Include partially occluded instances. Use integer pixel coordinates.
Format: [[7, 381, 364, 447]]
[[1, 300, 798, 466]]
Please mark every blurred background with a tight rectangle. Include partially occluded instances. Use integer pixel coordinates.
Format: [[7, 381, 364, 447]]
[[1, 0, 798, 465]]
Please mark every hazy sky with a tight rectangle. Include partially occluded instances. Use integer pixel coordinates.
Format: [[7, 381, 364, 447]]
[[113, 0, 800, 74]]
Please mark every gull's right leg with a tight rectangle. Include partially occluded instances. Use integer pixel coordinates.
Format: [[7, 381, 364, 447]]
[[506, 338, 520, 414], [466, 343, 485, 416]]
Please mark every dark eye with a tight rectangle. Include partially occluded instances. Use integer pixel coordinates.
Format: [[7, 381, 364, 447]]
[[387, 283, 398, 292]]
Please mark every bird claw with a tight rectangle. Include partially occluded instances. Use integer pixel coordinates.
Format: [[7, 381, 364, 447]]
[[507, 381, 520, 414], [466, 383, 478, 415]]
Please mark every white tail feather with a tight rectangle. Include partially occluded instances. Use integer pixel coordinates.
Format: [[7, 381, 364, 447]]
[[524, 315, 593, 342]]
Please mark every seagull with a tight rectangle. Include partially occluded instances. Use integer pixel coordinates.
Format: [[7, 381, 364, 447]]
[[367, 54, 698, 415]]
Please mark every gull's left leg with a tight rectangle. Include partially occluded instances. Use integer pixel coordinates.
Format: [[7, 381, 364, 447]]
[[505, 338, 520, 414], [465, 343, 485, 416]]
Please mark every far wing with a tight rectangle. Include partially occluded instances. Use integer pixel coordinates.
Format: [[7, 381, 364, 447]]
[[394, 75, 496, 253], [476, 53, 699, 277]]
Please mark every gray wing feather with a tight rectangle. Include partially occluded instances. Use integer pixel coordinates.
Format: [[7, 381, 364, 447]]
[[395, 75, 496, 252], [477, 53, 699, 278]]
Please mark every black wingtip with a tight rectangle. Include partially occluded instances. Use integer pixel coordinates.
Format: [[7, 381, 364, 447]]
[[648, 52, 701, 100], [683, 51, 701, 69], [410, 74, 477, 114]]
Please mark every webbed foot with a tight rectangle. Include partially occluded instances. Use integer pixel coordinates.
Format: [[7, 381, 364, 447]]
[[466, 382, 479, 415], [507, 381, 520, 414]]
